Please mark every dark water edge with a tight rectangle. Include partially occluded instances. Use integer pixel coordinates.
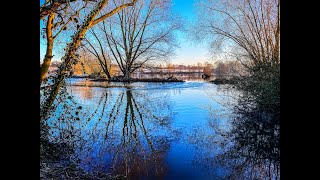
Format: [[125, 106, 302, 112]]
[[209, 78, 238, 85], [40, 80, 279, 179], [92, 77, 184, 82]]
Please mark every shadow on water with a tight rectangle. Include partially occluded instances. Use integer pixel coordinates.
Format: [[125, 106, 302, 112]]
[[43, 85, 176, 179], [190, 85, 280, 180]]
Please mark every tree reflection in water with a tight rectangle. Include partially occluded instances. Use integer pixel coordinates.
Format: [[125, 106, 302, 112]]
[[215, 111, 280, 179], [47, 86, 175, 178], [191, 86, 280, 180]]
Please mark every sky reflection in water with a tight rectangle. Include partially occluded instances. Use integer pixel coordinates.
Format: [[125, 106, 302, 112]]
[[46, 80, 278, 179]]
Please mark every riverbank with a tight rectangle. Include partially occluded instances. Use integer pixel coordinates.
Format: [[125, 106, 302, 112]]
[[68, 75, 185, 82], [92, 77, 184, 82], [209, 78, 238, 85], [40, 162, 126, 180]]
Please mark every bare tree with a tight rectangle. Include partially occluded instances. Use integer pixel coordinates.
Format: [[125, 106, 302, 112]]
[[41, 0, 138, 120], [195, 0, 280, 115], [98, 0, 180, 81], [214, 61, 228, 79], [40, 0, 96, 20], [82, 28, 114, 79], [195, 0, 280, 69], [40, 0, 91, 84], [72, 49, 104, 75]]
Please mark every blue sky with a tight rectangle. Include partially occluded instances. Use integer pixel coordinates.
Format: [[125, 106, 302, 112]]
[[171, 0, 209, 65], [40, 0, 210, 65]]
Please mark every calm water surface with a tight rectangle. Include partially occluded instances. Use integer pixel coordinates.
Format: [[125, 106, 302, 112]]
[[46, 78, 277, 179]]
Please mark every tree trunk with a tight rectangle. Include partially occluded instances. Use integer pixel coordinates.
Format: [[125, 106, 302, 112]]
[[105, 66, 112, 79], [41, 2, 107, 120], [40, 13, 55, 85], [124, 70, 131, 81], [41, 28, 93, 119], [40, 55, 53, 84]]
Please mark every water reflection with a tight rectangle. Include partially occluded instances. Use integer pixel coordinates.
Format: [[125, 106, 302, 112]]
[[79, 86, 94, 100], [42, 81, 280, 179], [48, 86, 175, 178], [214, 113, 279, 179], [131, 72, 205, 82], [190, 87, 280, 179]]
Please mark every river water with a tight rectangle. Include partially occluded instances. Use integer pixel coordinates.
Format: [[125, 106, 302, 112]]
[[44, 78, 279, 179]]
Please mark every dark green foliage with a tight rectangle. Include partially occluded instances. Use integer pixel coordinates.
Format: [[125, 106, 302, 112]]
[[234, 63, 280, 115]]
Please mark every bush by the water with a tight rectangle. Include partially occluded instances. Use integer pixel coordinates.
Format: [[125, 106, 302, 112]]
[[234, 63, 280, 115]]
